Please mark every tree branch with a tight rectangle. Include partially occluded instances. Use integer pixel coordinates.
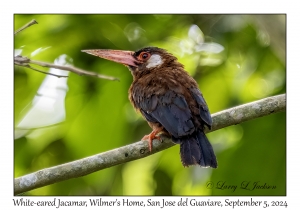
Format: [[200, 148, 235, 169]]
[[14, 94, 286, 195], [14, 19, 38, 35], [14, 55, 119, 81]]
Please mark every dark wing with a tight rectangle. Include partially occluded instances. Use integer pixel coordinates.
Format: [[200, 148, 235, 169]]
[[190, 88, 212, 129], [138, 90, 195, 138]]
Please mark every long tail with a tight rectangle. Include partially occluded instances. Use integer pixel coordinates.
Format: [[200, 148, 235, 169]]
[[173, 130, 217, 168]]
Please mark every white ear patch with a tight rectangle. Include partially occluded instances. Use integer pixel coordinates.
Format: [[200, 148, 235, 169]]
[[146, 54, 163, 68]]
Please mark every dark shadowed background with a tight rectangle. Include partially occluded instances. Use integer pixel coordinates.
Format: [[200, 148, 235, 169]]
[[14, 14, 286, 195]]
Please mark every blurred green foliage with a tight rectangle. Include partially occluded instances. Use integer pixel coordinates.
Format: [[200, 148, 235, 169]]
[[14, 14, 286, 195]]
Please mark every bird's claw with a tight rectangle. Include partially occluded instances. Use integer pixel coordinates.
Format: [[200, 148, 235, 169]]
[[142, 129, 162, 152]]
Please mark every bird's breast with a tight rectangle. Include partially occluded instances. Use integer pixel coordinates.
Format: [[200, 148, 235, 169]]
[[130, 73, 174, 104], [129, 69, 198, 110]]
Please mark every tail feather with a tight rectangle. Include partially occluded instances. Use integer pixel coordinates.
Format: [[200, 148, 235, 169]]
[[179, 137, 200, 166], [175, 130, 217, 168], [196, 131, 217, 168]]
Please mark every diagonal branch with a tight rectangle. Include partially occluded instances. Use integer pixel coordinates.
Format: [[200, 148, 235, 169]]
[[19, 63, 68, 78], [14, 55, 119, 81], [14, 94, 286, 195], [14, 19, 38, 35]]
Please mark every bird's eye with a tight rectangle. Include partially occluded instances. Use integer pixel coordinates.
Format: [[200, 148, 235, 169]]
[[139, 52, 150, 61]]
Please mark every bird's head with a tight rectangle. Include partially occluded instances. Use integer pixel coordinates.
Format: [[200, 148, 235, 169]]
[[82, 47, 182, 76]]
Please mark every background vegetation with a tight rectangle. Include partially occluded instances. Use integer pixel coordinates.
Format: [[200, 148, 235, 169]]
[[14, 14, 286, 195]]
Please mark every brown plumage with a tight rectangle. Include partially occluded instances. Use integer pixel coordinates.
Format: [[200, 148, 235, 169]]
[[82, 47, 217, 168]]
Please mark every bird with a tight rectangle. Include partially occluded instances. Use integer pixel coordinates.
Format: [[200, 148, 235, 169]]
[[82, 47, 217, 168]]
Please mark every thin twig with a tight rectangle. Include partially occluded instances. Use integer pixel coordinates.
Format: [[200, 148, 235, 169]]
[[30, 59, 119, 81], [14, 55, 119, 81], [14, 19, 38, 35], [14, 94, 286, 195], [21, 64, 68, 78]]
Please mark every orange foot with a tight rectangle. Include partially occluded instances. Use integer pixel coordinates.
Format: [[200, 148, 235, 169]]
[[142, 127, 164, 152]]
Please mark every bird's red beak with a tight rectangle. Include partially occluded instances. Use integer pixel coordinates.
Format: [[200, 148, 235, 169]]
[[82, 49, 139, 67]]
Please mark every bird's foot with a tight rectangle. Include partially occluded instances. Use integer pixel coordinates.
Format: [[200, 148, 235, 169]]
[[142, 128, 163, 152]]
